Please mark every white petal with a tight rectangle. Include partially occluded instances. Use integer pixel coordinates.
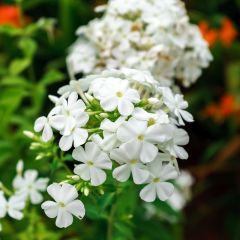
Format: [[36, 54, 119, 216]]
[[59, 135, 73, 151], [56, 208, 73, 228], [73, 128, 88, 148], [100, 96, 118, 112], [66, 200, 85, 220], [60, 183, 78, 204], [49, 115, 66, 130], [89, 167, 106, 186], [24, 170, 38, 182], [42, 123, 53, 142], [140, 183, 156, 202], [30, 190, 43, 204], [34, 178, 49, 191], [95, 152, 112, 169], [160, 164, 178, 181], [68, 92, 78, 106], [118, 99, 134, 116], [113, 164, 131, 182], [72, 146, 87, 162], [174, 146, 188, 160], [41, 201, 58, 218], [74, 164, 91, 181], [34, 116, 47, 132], [47, 183, 62, 202], [8, 209, 23, 220], [124, 89, 140, 103], [85, 142, 101, 160], [179, 109, 194, 123], [156, 182, 174, 201], [140, 142, 158, 163], [131, 165, 149, 184]]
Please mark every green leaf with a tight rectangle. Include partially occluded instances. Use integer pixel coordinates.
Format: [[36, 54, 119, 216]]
[[40, 69, 65, 86], [0, 25, 23, 36], [9, 58, 31, 75], [0, 76, 31, 89], [19, 38, 37, 58]]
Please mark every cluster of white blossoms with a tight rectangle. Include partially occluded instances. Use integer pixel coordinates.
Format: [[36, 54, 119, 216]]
[[0, 160, 48, 231], [67, 0, 212, 88], [34, 68, 193, 228]]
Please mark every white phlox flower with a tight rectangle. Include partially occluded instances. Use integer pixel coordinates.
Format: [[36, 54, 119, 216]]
[[140, 158, 178, 202], [111, 141, 149, 184], [117, 117, 173, 163], [67, 0, 212, 88], [13, 169, 49, 204], [0, 192, 25, 220], [41, 183, 85, 228], [72, 142, 112, 186], [32, 68, 194, 227]]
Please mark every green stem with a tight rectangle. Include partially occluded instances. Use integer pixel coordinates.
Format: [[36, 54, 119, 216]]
[[107, 202, 117, 240], [0, 182, 13, 196]]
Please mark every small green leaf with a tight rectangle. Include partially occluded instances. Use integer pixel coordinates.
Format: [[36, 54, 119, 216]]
[[9, 58, 31, 75], [19, 38, 37, 58], [40, 69, 65, 86]]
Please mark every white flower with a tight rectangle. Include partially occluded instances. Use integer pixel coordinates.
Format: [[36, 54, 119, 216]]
[[13, 170, 49, 204], [34, 116, 53, 142], [67, 40, 97, 76], [72, 142, 112, 186], [162, 88, 193, 125], [140, 158, 178, 202], [111, 141, 149, 184], [165, 127, 189, 160], [0, 192, 25, 220], [92, 78, 140, 116], [168, 170, 194, 210], [96, 117, 125, 151], [132, 108, 169, 125], [50, 92, 87, 135], [117, 118, 172, 163], [41, 183, 85, 228]]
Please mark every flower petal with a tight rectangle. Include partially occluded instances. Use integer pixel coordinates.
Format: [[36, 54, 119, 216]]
[[113, 164, 131, 182], [66, 200, 85, 220], [89, 167, 106, 186], [73, 128, 88, 148], [59, 135, 73, 151], [100, 96, 118, 112], [118, 99, 134, 116], [156, 182, 174, 201], [56, 208, 73, 228], [140, 142, 158, 163], [140, 183, 156, 202], [41, 201, 58, 218], [74, 164, 91, 181], [131, 165, 149, 184]]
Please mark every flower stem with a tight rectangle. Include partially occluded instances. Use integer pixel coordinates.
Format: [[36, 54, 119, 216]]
[[107, 202, 117, 240], [0, 182, 13, 196]]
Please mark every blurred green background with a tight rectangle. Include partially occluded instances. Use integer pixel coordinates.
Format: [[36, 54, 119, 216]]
[[0, 0, 239, 239]]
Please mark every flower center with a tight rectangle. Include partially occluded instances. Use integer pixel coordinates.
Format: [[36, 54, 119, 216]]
[[129, 159, 137, 165], [137, 134, 144, 141], [148, 118, 156, 126], [116, 91, 123, 98], [153, 177, 160, 183], [58, 202, 65, 208], [87, 161, 94, 166]]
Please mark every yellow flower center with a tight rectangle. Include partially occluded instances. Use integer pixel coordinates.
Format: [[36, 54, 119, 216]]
[[87, 161, 94, 166], [153, 178, 160, 183], [59, 202, 65, 208], [137, 134, 144, 141], [129, 159, 137, 165], [116, 91, 123, 98], [148, 118, 156, 126]]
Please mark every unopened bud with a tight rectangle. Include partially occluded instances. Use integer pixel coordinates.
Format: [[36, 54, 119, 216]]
[[23, 130, 35, 139], [99, 113, 108, 118], [16, 160, 24, 175], [83, 187, 89, 196], [71, 175, 80, 181], [85, 93, 94, 102]]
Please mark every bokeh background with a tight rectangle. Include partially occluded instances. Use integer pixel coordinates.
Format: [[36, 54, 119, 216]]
[[0, 0, 239, 239]]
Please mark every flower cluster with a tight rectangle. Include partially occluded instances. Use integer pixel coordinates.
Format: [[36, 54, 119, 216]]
[[67, 0, 212, 88], [0, 160, 48, 231], [34, 68, 193, 228]]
